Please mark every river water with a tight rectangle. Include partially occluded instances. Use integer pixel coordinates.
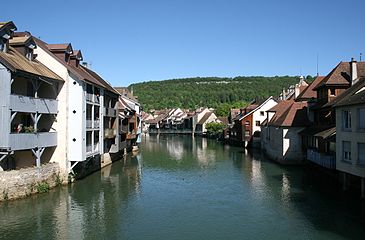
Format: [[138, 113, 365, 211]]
[[1, 135, 365, 240]]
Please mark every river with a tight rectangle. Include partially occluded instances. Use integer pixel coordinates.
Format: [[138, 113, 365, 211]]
[[1, 135, 365, 240]]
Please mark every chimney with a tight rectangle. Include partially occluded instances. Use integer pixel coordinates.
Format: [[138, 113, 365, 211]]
[[351, 57, 358, 85], [282, 89, 286, 100], [294, 84, 300, 99]]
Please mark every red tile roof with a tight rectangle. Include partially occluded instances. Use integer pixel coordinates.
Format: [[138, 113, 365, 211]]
[[313, 62, 365, 90], [268, 100, 309, 127], [296, 76, 325, 100]]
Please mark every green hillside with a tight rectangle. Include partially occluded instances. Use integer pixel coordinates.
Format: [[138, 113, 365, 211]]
[[129, 76, 313, 116]]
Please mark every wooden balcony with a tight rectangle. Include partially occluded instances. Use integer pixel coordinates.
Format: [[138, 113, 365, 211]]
[[10, 95, 58, 114]]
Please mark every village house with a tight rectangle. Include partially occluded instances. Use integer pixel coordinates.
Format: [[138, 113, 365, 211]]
[[261, 77, 309, 163], [333, 77, 365, 197], [229, 97, 277, 147], [0, 22, 63, 171], [117, 92, 142, 152], [194, 108, 220, 135]]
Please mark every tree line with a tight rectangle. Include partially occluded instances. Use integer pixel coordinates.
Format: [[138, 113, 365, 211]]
[[130, 76, 313, 116]]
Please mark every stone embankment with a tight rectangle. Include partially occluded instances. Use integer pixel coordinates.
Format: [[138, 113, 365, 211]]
[[0, 163, 62, 201]]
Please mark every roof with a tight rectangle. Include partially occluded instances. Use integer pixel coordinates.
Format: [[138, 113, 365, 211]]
[[237, 96, 276, 121], [296, 76, 325, 100], [267, 100, 309, 127], [218, 117, 229, 125], [314, 127, 336, 139], [47, 43, 73, 53], [115, 87, 138, 101], [197, 112, 213, 125], [0, 46, 62, 81], [299, 126, 336, 139], [313, 62, 365, 90], [0, 21, 16, 33], [33, 37, 117, 92], [81, 65, 119, 95], [333, 78, 365, 107], [9, 36, 33, 46]]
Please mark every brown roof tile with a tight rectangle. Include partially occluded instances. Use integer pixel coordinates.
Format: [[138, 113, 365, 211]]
[[333, 78, 365, 107], [0, 46, 62, 81], [268, 100, 309, 127], [197, 112, 213, 125], [296, 76, 325, 100], [313, 62, 365, 90]]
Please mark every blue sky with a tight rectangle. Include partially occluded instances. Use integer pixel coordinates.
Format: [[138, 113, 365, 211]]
[[3, 0, 365, 86]]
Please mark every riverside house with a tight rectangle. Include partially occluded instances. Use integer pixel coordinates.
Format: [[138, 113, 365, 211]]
[[229, 97, 277, 147], [32, 33, 121, 179], [300, 60, 365, 170], [333, 77, 365, 196], [0, 22, 63, 171], [261, 77, 310, 163], [117, 92, 142, 152]]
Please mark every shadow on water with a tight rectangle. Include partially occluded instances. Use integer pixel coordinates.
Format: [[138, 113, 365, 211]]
[[232, 147, 365, 239], [0, 153, 142, 240]]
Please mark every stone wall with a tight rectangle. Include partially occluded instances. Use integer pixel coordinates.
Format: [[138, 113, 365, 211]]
[[0, 163, 61, 201]]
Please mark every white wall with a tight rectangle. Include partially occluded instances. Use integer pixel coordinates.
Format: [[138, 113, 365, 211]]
[[252, 99, 277, 134], [34, 47, 69, 174], [68, 77, 86, 162], [336, 105, 365, 178]]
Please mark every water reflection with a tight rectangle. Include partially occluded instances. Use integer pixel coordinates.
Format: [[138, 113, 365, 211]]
[[2, 136, 365, 240]]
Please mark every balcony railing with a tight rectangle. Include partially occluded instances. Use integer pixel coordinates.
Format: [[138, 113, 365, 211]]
[[86, 93, 93, 102], [307, 149, 336, 169], [86, 143, 100, 155], [103, 107, 117, 117], [9, 132, 57, 151], [10, 95, 58, 114]]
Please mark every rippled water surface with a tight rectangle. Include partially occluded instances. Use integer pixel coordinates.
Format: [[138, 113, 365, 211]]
[[1, 135, 365, 240]]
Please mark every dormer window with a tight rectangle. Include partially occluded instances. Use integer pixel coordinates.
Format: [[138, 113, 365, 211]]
[[25, 47, 33, 60]]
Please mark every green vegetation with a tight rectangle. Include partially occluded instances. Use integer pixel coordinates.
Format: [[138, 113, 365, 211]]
[[130, 76, 311, 116], [206, 122, 227, 136], [55, 174, 62, 186], [36, 182, 50, 193]]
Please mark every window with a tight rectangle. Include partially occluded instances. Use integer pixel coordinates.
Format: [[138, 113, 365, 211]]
[[255, 121, 260, 126], [330, 88, 336, 96], [245, 121, 250, 126], [343, 141, 351, 162], [358, 143, 365, 165], [260, 111, 264, 116], [342, 110, 351, 130], [358, 108, 365, 129], [25, 48, 33, 61]]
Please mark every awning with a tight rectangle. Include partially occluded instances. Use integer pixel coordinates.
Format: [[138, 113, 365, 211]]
[[314, 127, 336, 139]]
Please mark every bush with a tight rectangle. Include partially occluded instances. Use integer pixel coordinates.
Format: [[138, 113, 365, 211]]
[[36, 182, 50, 193], [206, 122, 227, 136]]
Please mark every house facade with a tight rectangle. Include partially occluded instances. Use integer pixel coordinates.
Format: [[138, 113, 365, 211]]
[[0, 22, 63, 171], [333, 77, 365, 196], [230, 97, 277, 147], [32, 34, 120, 178]]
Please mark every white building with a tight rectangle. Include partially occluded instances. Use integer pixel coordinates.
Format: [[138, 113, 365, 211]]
[[33, 35, 120, 179], [334, 77, 365, 197]]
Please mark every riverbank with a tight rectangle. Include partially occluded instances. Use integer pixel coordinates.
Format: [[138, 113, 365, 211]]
[[0, 146, 138, 202]]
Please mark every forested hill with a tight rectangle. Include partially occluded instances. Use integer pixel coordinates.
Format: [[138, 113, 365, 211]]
[[129, 76, 313, 116]]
